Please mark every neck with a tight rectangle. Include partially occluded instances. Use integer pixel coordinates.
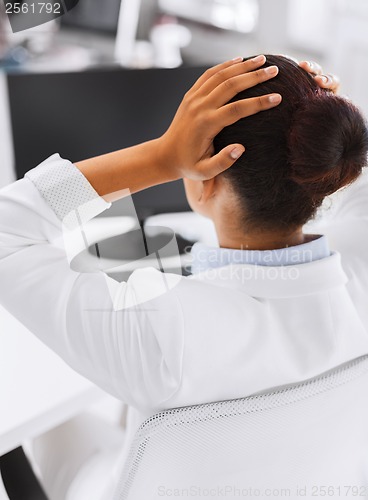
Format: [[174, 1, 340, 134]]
[[216, 226, 309, 251]]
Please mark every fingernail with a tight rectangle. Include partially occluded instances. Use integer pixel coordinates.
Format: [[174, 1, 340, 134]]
[[230, 146, 245, 160], [232, 56, 243, 62], [268, 94, 282, 104], [265, 65, 279, 75], [319, 75, 329, 83], [251, 55, 265, 63], [307, 61, 313, 68]]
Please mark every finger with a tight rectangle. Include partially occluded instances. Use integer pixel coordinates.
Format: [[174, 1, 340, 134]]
[[299, 60, 323, 75], [196, 55, 267, 97], [315, 73, 340, 93], [198, 144, 246, 179], [189, 57, 245, 94], [298, 61, 313, 74], [208, 65, 279, 108], [214, 93, 282, 130]]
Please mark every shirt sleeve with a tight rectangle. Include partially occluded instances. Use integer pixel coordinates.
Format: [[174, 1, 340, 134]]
[[0, 154, 184, 412]]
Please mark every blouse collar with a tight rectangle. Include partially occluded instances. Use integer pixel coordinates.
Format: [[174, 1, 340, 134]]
[[190, 235, 330, 274]]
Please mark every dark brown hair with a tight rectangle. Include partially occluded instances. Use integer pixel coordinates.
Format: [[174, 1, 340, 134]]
[[214, 55, 368, 232]]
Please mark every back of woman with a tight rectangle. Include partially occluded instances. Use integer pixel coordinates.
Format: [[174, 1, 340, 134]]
[[163, 54, 368, 408]]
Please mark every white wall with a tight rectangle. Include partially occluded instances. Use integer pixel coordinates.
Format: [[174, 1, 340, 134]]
[[258, 0, 368, 116], [329, 1, 368, 115]]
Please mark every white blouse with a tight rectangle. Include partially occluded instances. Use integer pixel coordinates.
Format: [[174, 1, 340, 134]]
[[1, 154, 368, 484]]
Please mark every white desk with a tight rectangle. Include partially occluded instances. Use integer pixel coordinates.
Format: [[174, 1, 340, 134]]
[[0, 305, 105, 456]]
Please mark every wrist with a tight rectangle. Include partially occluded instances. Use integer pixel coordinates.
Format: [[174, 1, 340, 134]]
[[154, 135, 182, 183]]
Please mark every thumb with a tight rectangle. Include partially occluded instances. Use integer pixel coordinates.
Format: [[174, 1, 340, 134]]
[[199, 144, 245, 178]]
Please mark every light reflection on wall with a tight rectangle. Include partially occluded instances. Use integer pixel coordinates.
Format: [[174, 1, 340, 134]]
[[158, 0, 259, 34]]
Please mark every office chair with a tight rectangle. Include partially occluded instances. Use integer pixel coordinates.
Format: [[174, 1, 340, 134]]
[[2, 355, 368, 499], [112, 354, 368, 500]]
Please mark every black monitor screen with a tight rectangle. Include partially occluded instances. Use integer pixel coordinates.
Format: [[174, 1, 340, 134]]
[[7, 66, 208, 219], [61, 0, 122, 34]]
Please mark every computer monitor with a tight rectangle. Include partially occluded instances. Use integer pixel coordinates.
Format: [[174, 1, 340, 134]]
[[7, 65, 208, 219], [61, 0, 122, 34]]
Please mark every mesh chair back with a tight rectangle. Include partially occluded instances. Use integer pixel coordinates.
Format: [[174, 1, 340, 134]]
[[113, 355, 368, 500]]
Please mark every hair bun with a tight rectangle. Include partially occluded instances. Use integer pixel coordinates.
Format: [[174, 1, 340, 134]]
[[288, 93, 368, 199]]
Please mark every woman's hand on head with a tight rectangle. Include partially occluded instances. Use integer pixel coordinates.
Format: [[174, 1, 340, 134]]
[[158, 56, 282, 182], [298, 60, 340, 94]]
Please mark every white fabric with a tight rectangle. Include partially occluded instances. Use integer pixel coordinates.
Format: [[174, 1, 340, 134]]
[[1, 154, 368, 497], [113, 355, 368, 500], [25, 154, 111, 230]]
